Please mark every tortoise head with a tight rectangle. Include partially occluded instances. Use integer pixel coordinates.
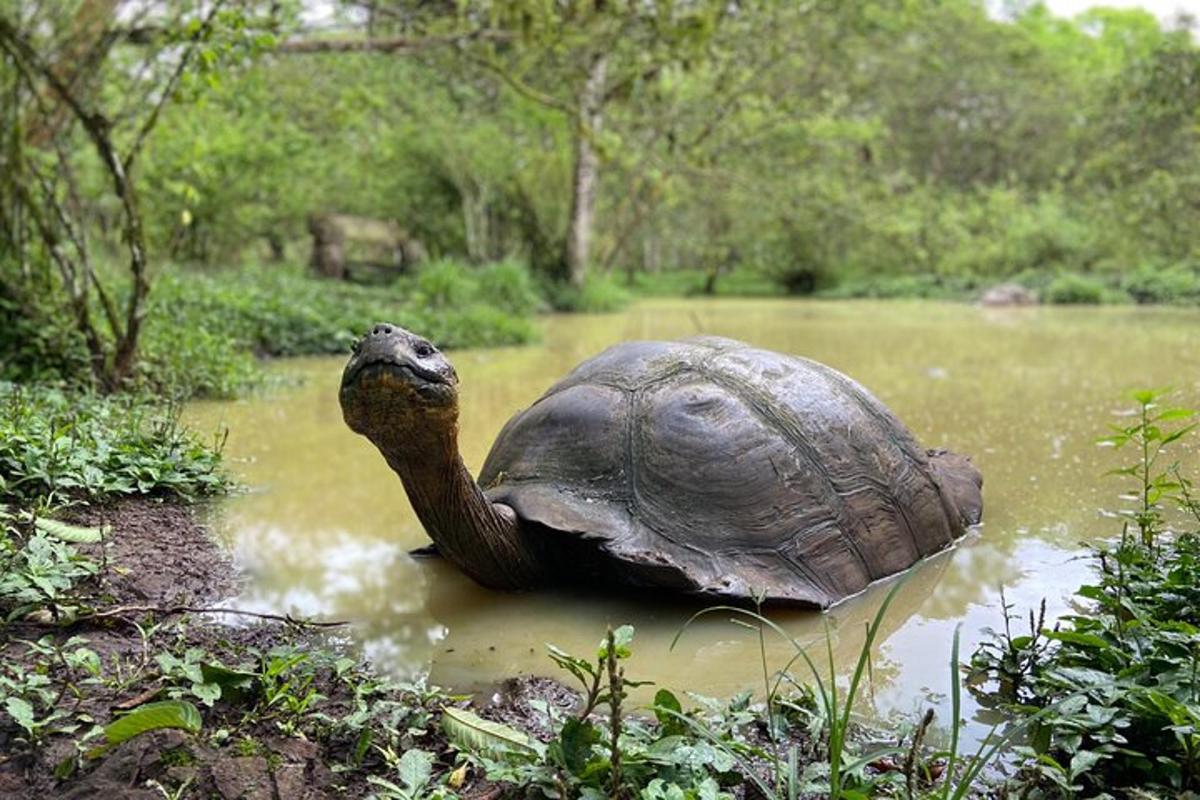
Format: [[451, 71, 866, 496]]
[[339, 323, 459, 451]]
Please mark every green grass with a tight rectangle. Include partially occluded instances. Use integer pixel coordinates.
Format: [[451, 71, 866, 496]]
[[623, 268, 787, 298]]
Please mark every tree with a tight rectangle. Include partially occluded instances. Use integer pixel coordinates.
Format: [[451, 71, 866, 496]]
[[0, 1, 275, 390], [280, 0, 742, 287]]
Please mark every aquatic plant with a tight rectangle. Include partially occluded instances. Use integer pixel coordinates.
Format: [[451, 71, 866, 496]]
[[1099, 388, 1196, 546], [970, 391, 1200, 795]]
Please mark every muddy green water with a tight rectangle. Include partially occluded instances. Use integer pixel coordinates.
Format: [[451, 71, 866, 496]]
[[186, 298, 1200, 730]]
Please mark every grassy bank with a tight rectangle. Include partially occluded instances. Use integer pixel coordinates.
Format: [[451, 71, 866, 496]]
[[815, 266, 1200, 305], [604, 263, 1200, 306], [7, 254, 1200, 405], [140, 260, 541, 399], [1, 259, 542, 401]]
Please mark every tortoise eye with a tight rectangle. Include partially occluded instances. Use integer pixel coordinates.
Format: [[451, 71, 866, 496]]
[[414, 342, 435, 358]]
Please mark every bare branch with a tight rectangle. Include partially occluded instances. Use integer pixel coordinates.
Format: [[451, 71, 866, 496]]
[[74, 604, 351, 628], [0, 12, 149, 389], [276, 28, 512, 54]]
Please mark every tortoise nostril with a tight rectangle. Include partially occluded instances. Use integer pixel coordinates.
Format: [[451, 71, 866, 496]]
[[383, 325, 393, 334]]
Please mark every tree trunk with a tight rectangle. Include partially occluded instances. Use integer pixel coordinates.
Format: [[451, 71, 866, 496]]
[[563, 53, 608, 289]]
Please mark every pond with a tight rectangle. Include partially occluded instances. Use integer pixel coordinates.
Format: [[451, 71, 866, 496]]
[[186, 298, 1200, 734]]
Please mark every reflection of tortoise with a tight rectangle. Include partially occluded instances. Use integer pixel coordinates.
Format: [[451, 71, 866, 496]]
[[340, 325, 983, 608]]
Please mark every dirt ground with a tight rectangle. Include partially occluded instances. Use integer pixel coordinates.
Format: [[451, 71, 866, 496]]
[[0, 498, 569, 800]]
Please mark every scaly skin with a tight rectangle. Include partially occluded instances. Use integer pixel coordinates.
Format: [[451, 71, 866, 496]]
[[339, 323, 544, 589]]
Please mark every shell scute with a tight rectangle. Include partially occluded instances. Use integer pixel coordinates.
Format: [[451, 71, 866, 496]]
[[481, 338, 981, 607]]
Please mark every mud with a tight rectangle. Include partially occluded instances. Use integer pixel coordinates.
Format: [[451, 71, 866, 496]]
[[0, 498, 546, 800]]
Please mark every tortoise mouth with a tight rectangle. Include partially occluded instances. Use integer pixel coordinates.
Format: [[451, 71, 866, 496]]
[[340, 357, 457, 415], [343, 356, 450, 390]]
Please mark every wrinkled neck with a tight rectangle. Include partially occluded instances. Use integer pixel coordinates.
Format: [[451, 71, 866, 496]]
[[375, 428, 544, 589]]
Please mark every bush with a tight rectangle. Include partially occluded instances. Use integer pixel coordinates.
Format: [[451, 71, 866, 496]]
[[1042, 272, 1119, 305], [476, 259, 545, 316], [1120, 263, 1200, 305], [0, 272, 92, 387], [412, 259, 480, 310], [544, 273, 631, 312], [0, 385, 228, 503], [625, 268, 788, 298], [819, 273, 980, 300], [969, 393, 1200, 795], [139, 261, 540, 398]]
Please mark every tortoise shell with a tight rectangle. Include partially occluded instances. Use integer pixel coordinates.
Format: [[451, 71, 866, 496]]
[[479, 337, 982, 607]]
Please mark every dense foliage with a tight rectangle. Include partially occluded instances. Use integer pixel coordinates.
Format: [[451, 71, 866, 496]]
[[2, 260, 541, 399], [2, 1, 1199, 396], [969, 391, 1200, 796], [0, 384, 228, 503], [140, 260, 540, 398], [131, 2, 1199, 294]]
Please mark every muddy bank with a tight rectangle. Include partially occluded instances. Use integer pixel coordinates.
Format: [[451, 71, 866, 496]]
[[0, 498, 557, 800]]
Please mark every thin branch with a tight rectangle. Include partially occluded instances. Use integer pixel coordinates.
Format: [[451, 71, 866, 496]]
[[276, 28, 512, 54], [61, 604, 350, 628], [124, 0, 229, 174], [0, 12, 149, 388], [465, 51, 574, 116]]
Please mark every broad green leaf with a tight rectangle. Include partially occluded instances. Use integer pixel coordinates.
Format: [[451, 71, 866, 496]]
[[599, 624, 635, 659], [199, 662, 258, 704], [1045, 630, 1109, 649], [90, 700, 202, 757], [1069, 749, 1106, 779], [397, 748, 433, 793], [556, 717, 602, 774], [441, 706, 542, 759], [653, 688, 686, 736], [34, 517, 108, 544], [5, 696, 35, 732], [191, 682, 221, 707]]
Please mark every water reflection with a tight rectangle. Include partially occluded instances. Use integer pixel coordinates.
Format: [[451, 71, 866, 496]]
[[186, 299, 1200, 735]]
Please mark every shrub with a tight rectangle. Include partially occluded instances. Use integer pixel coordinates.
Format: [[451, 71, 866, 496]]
[[138, 261, 540, 398], [969, 392, 1200, 795], [545, 274, 631, 312], [0, 272, 91, 387], [1042, 272, 1116, 305], [820, 273, 980, 300], [1120, 262, 1200, 305], [476, 259, 544, 316], [0, 384, 228, 503], [412, 259, 480, 310]]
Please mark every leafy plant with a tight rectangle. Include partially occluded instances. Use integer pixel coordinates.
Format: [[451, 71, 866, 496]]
[[88, 700, 203, 758], [1, 505, 99, 622], [966, 591, 1052, 705], [971, 391, 1200, 794], [671, 583, 909, 799], [442, 706, 542, 759], [0, 384, 228, 503], [1099, 388, 1195, 545], [139, 261, 541, 400]]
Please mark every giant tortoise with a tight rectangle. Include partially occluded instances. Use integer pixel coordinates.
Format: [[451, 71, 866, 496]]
[[339, 324, 983, 607]]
